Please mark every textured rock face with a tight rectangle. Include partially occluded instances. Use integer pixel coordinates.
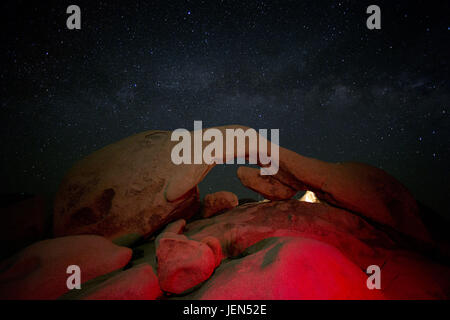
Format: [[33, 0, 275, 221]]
[[153, 219, 223, 295], [185, 237, 384, 300], [156, 233, 217, 294], [202, 191, 239, 218], [2, 196, 447, 300], [186, 200, 393, 269], [0, 235, 132, 300], [80, 264, 162, 300], [236, 155, 430, 243], [53, 130, 202, 240], [268, 153, 431, 243], [182, 201, 449, 300]]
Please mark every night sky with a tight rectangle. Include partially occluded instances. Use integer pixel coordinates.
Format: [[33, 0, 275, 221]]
[[1, 1, 449, 216]]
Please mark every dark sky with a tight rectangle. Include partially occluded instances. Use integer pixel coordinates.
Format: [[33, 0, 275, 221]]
[[1, 1, 449, 215]]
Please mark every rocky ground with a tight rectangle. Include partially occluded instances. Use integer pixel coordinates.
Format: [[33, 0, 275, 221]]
[[1, 125, 449, 300]]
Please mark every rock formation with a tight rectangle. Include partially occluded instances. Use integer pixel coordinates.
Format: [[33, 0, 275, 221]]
[[0, 235, 132, 299], [183, 237, 384, 300], [1, 125, 447, 300], [53, 125, 430, 245]]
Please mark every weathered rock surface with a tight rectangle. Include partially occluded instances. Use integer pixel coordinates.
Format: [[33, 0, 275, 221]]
[[156, 230, 217, 294], [186, 200, 393, 269], [202, 191, 239, 218], [184, 237, 384, 300], [256, 150, 431, 242], [201, 236, 223, 268], [53, 130, 202, 241], [0, 235, 132, 299], [182, 201, 449, 300], [15, 199, 443, 301], [80, 264, 162, 300]]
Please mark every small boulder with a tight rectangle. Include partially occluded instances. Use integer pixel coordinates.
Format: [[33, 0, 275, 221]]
[[202, 191, 238, 218], [0, 235, 132, 299], [156, 236, 216, 294]]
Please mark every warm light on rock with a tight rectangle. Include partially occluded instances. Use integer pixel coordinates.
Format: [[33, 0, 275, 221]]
[[299, 191, 321, 203]]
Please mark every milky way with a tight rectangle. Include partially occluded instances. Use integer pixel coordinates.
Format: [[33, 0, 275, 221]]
[[1, 1, 449, 215]]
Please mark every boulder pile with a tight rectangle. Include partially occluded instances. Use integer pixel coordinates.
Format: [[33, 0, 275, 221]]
[[1, 125, 449, 300]]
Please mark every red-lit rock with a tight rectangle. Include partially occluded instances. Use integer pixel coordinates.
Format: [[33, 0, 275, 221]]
[[156, 235, 216, 294], [186, 237, 384, 300], [271, 151, 431, 242], [202, 191, 239, 218], [0, 235, 132, 300], [186, 200, 393, 269], [201, 236, 223, 268], [11, 124, 444, 300], [80, 264, 162, 300]]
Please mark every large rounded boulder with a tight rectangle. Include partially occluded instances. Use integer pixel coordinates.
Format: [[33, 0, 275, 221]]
[[53, 131, 203, 241]]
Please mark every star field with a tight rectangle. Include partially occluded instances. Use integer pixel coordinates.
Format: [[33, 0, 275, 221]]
[[1, 0, 449, 215]]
